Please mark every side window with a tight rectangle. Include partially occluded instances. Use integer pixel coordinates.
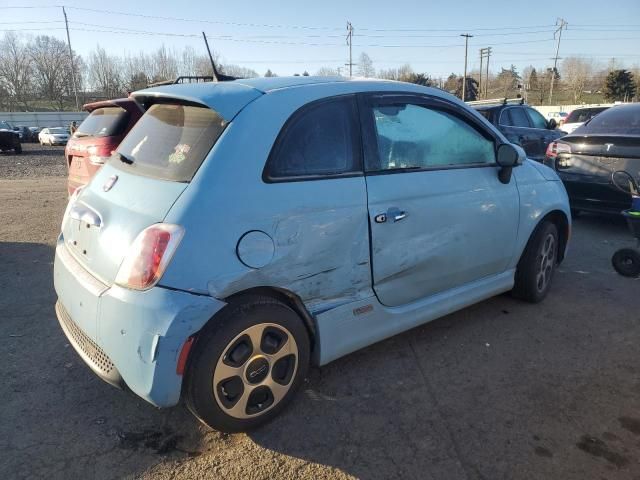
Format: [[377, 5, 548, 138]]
[[526, 108, 548, 129], [367, 103, 495, 171], [507, 108, 531, 128], [265, 96, 360, 180], [499, 110, 513, 126]]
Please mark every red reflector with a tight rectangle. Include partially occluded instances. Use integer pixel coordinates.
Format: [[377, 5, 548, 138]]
[[176, 336, 195, 376]]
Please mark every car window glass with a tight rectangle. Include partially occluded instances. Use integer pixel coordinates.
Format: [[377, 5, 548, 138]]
[[583, 106, 640, 134], [526, 108, 547, 129], [113, 103, 226, 182], [268, 97, 359, 179], [499, 109, 513, 126], [77, 107, 130, 138], [368, 103, 495, 171], [507, 108, 531, 128]]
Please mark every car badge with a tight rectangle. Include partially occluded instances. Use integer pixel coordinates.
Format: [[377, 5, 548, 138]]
[[103, 175, 118, 192], [605, 143, 614, 152]]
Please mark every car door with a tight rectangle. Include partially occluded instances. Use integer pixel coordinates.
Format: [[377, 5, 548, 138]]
[[360, 94, 520, 307], [525, 106, 559, 160], [499, 107, 539, 159]]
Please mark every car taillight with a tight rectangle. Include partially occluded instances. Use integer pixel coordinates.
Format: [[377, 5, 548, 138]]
[[115, 224, 185, 290], [546, 141, 571, 159], [89, 155, 110, 165]]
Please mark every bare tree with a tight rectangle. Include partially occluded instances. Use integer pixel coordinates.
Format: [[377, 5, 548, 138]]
[[315, 67, 339, 76], [562, 57, 593, 103], [29, 35, 70, 109], [0, 32, 34, 110], [220, 64, 259, 78], [378, 64, 414, 81], [357, 52, 375, 77], [88, 45, 123, 98], [151, 45, 179, 82]]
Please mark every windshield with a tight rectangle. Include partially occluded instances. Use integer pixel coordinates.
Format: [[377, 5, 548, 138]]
[[76, 107, 129, 138], [0, 121, 13, 130], [566, 108, 608, 124], [582, 106, 640, 134], [50, 128, 67, 134], [112, 103, 227, 182]]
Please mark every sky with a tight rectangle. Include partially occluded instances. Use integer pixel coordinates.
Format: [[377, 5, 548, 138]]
[[2, 0, 640, 78]]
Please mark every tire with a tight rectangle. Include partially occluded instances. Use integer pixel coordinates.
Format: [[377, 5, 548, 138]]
[[14, 143, 21, 154], [512, 221, 559, 303], [184, 295, 310, 433], [612, 248, 640, 278]]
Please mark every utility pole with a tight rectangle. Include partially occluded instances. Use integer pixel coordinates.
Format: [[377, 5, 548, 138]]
[[460, 34, 473, 101], [484, 47, 492, 98], [479, 49, 484, 99], [62, 7, 80, 111], [346, 22, 354, 78], [548, 17, 568, 104]]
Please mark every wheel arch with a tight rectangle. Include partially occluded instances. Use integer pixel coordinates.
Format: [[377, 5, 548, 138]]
[[519, 209, 570, 266], [223, 286, 318, 359]]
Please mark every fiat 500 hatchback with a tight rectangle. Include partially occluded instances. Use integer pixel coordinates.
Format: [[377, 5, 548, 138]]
[[54, 77, 570, 432]]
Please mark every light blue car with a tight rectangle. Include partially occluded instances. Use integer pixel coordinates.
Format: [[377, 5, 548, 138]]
[[54, 76, 570, 432]]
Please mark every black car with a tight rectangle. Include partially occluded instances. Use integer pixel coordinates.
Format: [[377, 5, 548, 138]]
[[0, 121, 22, 153], [544, 104, 640, 215], [471, 98, 565, 162]]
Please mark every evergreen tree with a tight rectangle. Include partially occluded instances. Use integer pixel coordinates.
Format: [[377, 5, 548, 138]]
[[603, 69, 636, 101]]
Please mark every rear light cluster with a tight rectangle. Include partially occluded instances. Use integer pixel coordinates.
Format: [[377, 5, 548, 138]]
[[87, 146, 112, 165], [546, 141, 571, 158], [115, 224, 184, 290]]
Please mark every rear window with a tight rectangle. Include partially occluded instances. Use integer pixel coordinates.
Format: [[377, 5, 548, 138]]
[[112, 103, 226, 182], [50, 128, 67, 134], [581, 106, 640, 134], [566, 107, 608, 124], [77, 107, 129, 137]]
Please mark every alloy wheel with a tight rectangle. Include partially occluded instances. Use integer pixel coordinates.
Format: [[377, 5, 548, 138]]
[[213, 323, 298, 419], [536, 233, 556, 292]]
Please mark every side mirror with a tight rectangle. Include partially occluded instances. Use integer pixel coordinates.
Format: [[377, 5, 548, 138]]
[[496, 143, 525, 184], [547, 118, 557, 130]]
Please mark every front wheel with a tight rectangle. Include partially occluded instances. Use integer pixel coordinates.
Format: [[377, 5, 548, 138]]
[[512, 221, 559, 303], [612, 248, 640, 277], [185, 295, 310, 433]]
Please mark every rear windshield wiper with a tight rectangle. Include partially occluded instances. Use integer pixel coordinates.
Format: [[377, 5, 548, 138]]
[[115, 152, 134, 164]]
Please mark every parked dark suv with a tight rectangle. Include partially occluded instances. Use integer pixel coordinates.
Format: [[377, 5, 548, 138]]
[[0, 121, 22, 153], [470, 99, 565, 162]]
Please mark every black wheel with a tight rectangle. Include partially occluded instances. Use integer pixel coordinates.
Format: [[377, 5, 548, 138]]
[[14, 143, 22, 154], [184, 295, 310, 433], [512, 221, 559, 303], [612, 248, 640, 278]]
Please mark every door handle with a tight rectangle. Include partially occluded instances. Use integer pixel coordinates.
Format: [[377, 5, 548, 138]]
[[375, 208, 407, 223]]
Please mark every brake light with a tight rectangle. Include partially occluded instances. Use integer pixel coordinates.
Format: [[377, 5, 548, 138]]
[[546, 141, 571, 159], [115, 224, 185, 290]]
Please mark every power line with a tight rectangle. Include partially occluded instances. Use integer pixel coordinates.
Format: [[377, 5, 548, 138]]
[[549, 17, 568, 103]]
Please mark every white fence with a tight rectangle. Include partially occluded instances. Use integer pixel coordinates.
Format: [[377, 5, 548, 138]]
[[0, 111, 89, 128]]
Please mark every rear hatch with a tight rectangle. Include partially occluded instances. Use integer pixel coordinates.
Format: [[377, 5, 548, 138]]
[[61, 96, 248, 285]]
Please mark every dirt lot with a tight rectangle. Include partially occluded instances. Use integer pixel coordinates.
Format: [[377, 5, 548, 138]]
[[1, 144, 640, 479]]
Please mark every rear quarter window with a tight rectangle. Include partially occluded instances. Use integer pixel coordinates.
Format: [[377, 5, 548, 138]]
[[264, 96, 361, 181], [112, 103, 227, 182]]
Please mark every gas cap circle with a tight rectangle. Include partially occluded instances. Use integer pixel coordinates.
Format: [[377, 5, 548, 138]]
[[236, 230, 275, 269]]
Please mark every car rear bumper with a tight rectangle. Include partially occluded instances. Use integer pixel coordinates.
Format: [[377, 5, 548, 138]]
[[53, 240, 226, 407]]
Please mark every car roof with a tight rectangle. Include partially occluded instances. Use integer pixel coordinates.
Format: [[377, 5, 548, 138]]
[[132, 76, 457, 121]]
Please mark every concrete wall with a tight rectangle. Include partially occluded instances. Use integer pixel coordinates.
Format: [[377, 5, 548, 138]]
[[0, 111, 89, 128]]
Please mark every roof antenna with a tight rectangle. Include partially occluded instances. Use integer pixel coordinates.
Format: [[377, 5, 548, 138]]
[[202, 32, 237, 81]]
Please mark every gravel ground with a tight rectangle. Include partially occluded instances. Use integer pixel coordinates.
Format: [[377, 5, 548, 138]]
[[0, 143, 67, 179], [1, 153, 640, 479]]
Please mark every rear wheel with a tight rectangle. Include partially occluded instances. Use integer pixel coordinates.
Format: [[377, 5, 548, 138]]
[[185, 295, 310, 432], [612, 248, 640, 278], [512, 221, 558, 303]]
